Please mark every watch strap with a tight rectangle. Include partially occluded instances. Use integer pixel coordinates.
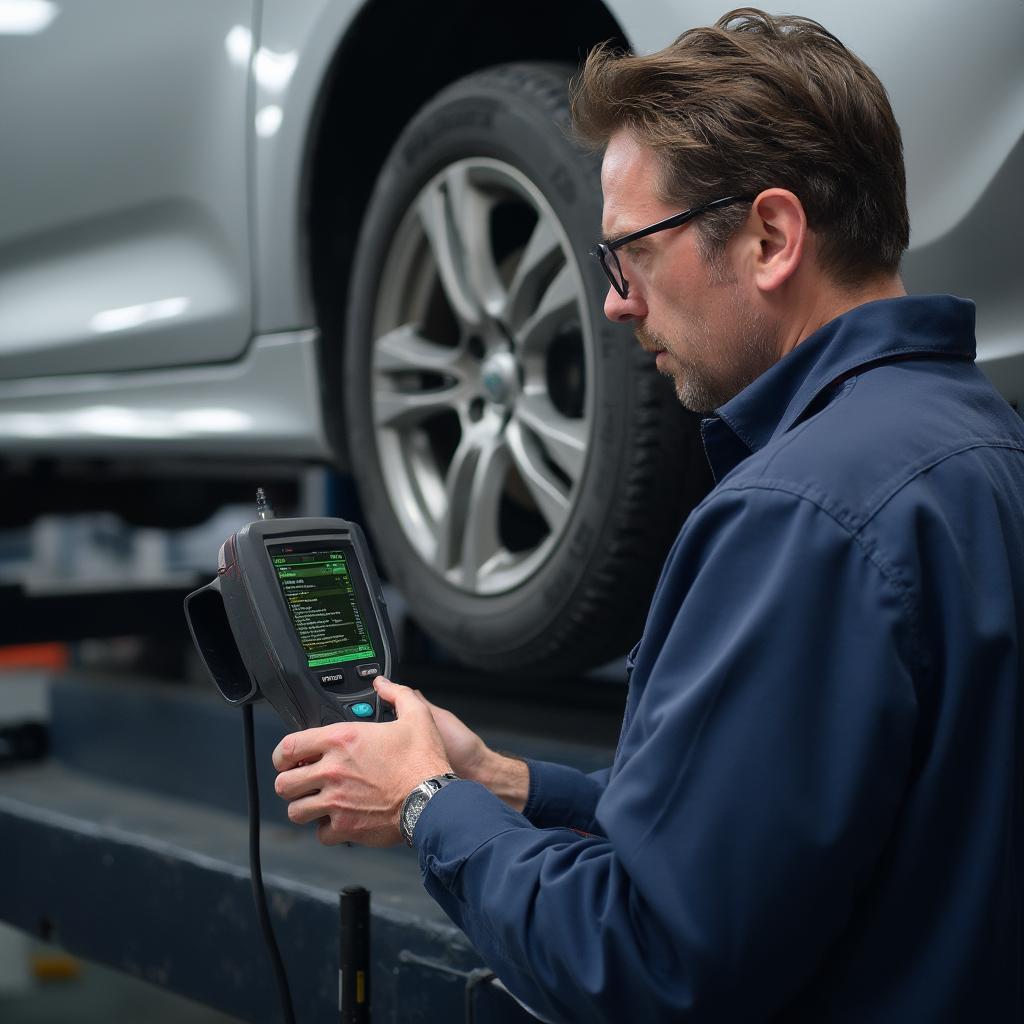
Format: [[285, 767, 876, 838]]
[[400, 772, 459, 845]]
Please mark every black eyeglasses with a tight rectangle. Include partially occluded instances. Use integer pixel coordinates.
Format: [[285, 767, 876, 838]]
[[589, 194, 753, 299]]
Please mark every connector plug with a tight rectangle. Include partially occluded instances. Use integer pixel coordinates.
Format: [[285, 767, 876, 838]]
[[256, 487, 276, 520]]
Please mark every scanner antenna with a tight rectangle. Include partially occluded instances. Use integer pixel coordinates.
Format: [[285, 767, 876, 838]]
[[256, 487, 276, 520]]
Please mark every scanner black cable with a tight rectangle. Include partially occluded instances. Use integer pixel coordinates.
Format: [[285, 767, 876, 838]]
[[243, 702, 298, 1024]]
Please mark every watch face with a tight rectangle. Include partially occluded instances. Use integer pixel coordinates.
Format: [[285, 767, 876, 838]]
[[402, 788, 431, 840]]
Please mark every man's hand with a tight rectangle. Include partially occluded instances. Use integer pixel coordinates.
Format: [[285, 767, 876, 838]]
[[272, 678, 451, 847], [416, 691, 530, 814], [416, 694, 491, 780]]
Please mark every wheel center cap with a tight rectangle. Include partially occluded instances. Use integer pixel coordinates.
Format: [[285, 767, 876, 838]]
[[480, 352, 518, 406]]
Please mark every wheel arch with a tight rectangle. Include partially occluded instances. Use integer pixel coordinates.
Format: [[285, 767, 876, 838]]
[[303, 0, 626, 466]]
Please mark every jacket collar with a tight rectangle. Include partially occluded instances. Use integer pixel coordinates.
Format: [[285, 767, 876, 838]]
[[700, 294, 977, 481]]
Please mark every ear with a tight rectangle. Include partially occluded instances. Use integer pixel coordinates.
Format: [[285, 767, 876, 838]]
[[748, 189, 807, 293]]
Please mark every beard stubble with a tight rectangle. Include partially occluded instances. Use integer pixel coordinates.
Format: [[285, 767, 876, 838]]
[[635, 294, 779, 413]]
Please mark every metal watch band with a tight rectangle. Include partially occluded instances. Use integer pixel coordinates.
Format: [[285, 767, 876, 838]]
[[399, 772, 460, 846]]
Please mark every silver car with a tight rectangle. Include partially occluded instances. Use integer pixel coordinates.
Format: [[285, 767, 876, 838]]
[[1, 0, 1020, 671]]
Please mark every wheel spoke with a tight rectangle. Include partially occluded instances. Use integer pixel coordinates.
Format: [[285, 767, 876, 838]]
[[505, 419, 572, 533], [434, 436, 478, 574], [374, 388, 462, 430], [417, 177, 482, 328], [442, 164, 508, 321], [434, 433, 509, 585], [457, 436, 510, 589], [417, 164, 507, 327], [515, 394, 588, 484], [516, 263, 578, 353], [373, 323, 475, 429], [506, 217, 563, 332], [375, 323, 471, 375]]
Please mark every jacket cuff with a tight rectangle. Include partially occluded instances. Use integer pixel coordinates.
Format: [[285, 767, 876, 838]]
[[413, 779, 532, 890], [521, 758, 604, 832]]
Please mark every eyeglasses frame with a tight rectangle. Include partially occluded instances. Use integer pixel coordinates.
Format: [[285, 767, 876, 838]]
[[589, 193, 754, 299]]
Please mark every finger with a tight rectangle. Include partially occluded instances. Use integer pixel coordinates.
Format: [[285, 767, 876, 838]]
[[373, 677, 430, 719], [274, 763, 321, 802], [286, 793, 330, 826], [271, 724, 336, 771], [317, 816, 351, 847], [411, 689, 457, 724], [414, 688, 440, 712]]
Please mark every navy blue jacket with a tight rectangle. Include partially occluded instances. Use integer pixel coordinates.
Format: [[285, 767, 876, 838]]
[[415, 295, 1024, 1022]]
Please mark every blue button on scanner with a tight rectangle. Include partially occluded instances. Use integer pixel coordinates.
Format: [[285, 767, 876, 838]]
[[349, 702, 374, 719]]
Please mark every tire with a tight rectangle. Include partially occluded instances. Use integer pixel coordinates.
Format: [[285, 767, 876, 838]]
[[343, 62, 711, 674]]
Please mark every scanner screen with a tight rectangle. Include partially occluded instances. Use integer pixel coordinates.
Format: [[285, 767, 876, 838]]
[[268, 543, 376, 668]]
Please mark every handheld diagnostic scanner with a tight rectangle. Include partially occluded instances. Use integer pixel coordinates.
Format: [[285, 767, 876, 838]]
[[184, 511, 396, 729]]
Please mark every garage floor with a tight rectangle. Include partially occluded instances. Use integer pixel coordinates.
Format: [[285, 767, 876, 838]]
[[0, 929, 240, 1023]]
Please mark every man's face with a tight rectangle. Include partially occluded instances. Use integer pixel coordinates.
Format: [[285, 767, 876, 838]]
[[599, 131, 780, 412]]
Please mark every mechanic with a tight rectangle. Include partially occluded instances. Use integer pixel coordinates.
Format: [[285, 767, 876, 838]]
[[272, 9, 1024, 1021]]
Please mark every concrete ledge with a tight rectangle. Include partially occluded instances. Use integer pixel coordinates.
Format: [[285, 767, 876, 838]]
[[0, 761, 532, 1022]]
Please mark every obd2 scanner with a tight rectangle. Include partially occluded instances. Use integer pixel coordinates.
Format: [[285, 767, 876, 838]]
[[184, 491, 396, 728]]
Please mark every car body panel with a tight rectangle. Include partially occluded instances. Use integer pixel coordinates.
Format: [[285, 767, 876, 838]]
[[252, 0, 363, 334], [0, 329, 331, 457], [0, 0, 255, 378]]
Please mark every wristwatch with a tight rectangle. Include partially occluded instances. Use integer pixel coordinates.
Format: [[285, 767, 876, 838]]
[[399, 772, 460, 845]]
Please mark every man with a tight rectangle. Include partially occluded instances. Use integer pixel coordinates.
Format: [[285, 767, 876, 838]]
[[273, 10, 1024, 1020]]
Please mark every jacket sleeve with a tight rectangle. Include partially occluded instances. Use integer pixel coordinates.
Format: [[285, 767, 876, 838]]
[[414, 485, 919, 1023], [521, 761, 611, 832]]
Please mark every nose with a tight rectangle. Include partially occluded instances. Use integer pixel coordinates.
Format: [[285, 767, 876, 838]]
[[603, 283, 647, 323]]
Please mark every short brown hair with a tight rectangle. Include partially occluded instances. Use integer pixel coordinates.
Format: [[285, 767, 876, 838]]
[[572, 8, 909, 285]]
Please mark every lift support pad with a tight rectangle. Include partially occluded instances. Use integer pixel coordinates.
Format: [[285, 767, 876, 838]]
[[0, 672, 619, 1022]]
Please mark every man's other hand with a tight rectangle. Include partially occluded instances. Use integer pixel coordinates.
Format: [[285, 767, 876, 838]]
[[271, 677, 451, 847], [416, 690, 530, 813], [415, 692, 491, 779]]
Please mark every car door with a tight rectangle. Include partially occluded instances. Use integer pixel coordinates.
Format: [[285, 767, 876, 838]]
[[0, 0, 255, 378]]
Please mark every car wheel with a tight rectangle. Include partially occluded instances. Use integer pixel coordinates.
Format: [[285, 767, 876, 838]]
[[343, 62, 710, 673]]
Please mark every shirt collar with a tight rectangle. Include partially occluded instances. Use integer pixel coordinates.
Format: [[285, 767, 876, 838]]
[[701, 294, 977, 481]]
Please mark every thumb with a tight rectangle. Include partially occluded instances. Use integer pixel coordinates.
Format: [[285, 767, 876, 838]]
[[373, 676, 428, 718]]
